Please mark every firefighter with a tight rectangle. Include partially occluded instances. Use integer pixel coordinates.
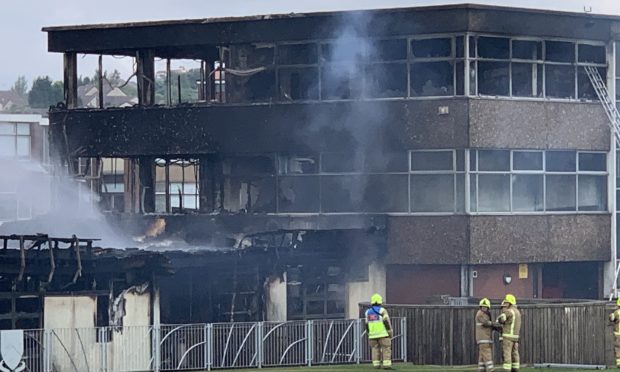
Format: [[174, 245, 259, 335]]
[[476, 298, 499, 371], [496, 294, 521, 372], [609, 298, 620, 368], [365, 293, 393, 370]]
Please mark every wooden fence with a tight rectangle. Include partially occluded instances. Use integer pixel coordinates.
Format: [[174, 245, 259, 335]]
[[360, 301, 616, 366]]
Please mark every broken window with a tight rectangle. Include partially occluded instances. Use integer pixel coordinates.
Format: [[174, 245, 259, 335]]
[[320, 64, 363, 100], [228, 44, 276, 103], [278, 67, 319, 101], [287, 263, 345, 320], [578, 44, 606, 64], [155, 159, 200, 213], [320, 175, 364, 212], [277, 43, 318, 65], [545, 65, 575, 99], [410, 62, 454, 96], [277, 176, 320, 213], [100, 158, 125, 212], [222, 156, 276, 213], [578, 67, 606, 100], [321, 40, 366, 62]]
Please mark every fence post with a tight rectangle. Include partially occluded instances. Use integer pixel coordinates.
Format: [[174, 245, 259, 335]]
[[99, 328, 107, 372], [355, 319, 361, 364], [206, 323, 213, 371], [306, 320, 313, 367], [152, 324, 161, 372], [258, 322, 264, 368], [43, 329, 52, 372], [401, 317, 408, 363]]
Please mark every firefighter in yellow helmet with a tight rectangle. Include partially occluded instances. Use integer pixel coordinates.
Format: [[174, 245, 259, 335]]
[[496, 294, 521, 371], [609, 298, 620, 368], [476, 298, 500, 371], [365, 293, 393, 369]]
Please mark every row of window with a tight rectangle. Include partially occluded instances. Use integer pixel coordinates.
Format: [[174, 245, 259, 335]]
[[0, 122, 31, 159], [227, 35, 607, 103]]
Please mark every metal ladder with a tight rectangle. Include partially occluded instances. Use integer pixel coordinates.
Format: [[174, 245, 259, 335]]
[[584, 65, 620, 300]]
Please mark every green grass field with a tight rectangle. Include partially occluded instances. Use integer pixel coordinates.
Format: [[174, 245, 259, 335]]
[[222, 363, 602, 371]]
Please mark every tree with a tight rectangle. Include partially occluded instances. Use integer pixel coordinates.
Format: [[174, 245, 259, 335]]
[[28, 76, 63, 108], [11, 76, 28, 98]]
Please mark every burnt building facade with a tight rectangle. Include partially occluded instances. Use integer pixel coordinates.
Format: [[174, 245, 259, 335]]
[[43, 4, 620, 319]]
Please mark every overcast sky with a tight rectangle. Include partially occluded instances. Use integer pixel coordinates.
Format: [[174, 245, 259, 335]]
[[1, 0, 620, 90]]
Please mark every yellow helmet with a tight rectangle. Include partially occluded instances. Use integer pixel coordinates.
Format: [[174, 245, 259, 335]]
[[616, 298, 620, 307], [502, 294, 516, 306], [479, 298, 491, 309], [371, 293, 383, 305]]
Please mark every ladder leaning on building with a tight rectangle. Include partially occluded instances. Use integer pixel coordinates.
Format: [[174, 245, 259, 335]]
[[584, 65, 620, 300]]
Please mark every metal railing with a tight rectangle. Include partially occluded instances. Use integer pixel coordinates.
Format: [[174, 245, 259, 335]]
[[10, 318, 405, 372]]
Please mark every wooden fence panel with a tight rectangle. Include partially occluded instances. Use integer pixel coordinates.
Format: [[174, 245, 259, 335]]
[[360, 302, 614, 366]]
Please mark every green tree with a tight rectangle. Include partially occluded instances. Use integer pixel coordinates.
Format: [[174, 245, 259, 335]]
[[28, 76, 63, 108], [11, 76, 28, 98]]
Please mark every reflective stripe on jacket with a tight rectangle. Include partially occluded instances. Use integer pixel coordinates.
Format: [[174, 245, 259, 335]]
[[497, 305, 521, 341], [365, 306, 389, 339]]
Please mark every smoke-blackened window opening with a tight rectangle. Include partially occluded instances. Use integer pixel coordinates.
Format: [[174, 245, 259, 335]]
[[410, 36, 464, 97], [96, 294, 112, 343], [277, 155, 319, 175], [410, 61, 455, 97], [278, 67, 319, 101], [365, 62, 407, 98], [545, 64, 576, 99], [411, 38, 452, 59], [545, 41, 575, 63], [277, 43, 318, 65], [100, 158, 125, 212], [320, 64, 363, 100], [286, 263, 345, 320], [512, 63, 543, 97], [478, 62, 509, 96], [477, 37, 510, 59], [369, 39, 408, 62]]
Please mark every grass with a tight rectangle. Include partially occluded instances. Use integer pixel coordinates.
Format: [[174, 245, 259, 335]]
[[219, 363, 601, 371]]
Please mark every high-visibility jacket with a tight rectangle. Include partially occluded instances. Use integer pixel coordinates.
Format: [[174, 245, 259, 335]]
[[610, 309, 620, 336], [365, 306, 390, 339], [475, 309, 494, 344], [497, 305, 521, 341]]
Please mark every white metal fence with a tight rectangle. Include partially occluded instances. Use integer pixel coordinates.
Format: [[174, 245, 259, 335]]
[[9, 318, 406, 372]]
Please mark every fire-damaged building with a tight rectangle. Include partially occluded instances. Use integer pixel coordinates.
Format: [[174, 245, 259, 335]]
[[36, 3, 620, 323]]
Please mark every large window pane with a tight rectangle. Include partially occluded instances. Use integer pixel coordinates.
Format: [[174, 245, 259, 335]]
[[410, 151, 453, 171], [513, 151, 543, 171], [278, 67, 319, 101], [477, 174, 510, 212], [411, 38, 452, 58], [546, 41, 575, 63], [546, 151, 576, 172], [578, 175, 607, 211], [0, 123, 14, 135], [478, 62, 509, 96], [277, 176, 320, 212], [320, 64, 362, 100], [545, 65, 575, 99], [478, 150, 510, 171], [16, 137, 30, 157], [578, 152, 606, 172], [512, 175, 544, 211], [411, 174, 455, 212], [16, 124, 30, 135], [478, 37, 510, 59], [410, 62, 454, 97], [546, 175, 576, 211], [365, 63, 407, 98]]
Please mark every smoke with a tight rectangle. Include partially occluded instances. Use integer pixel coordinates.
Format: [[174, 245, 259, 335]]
[[0, 159, 132, 248]]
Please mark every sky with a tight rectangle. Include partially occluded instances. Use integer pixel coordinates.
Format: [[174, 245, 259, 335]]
[[1, 0, 620, 90]]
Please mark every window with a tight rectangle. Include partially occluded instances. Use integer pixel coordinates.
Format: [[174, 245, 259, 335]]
[[0, 122, 30, 159], [155, 159, 200, 213], [471, 150, 606, 213], [100, 158, 125, 212], [410, 150, 465, 213], [410, 36, 464, 97]]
